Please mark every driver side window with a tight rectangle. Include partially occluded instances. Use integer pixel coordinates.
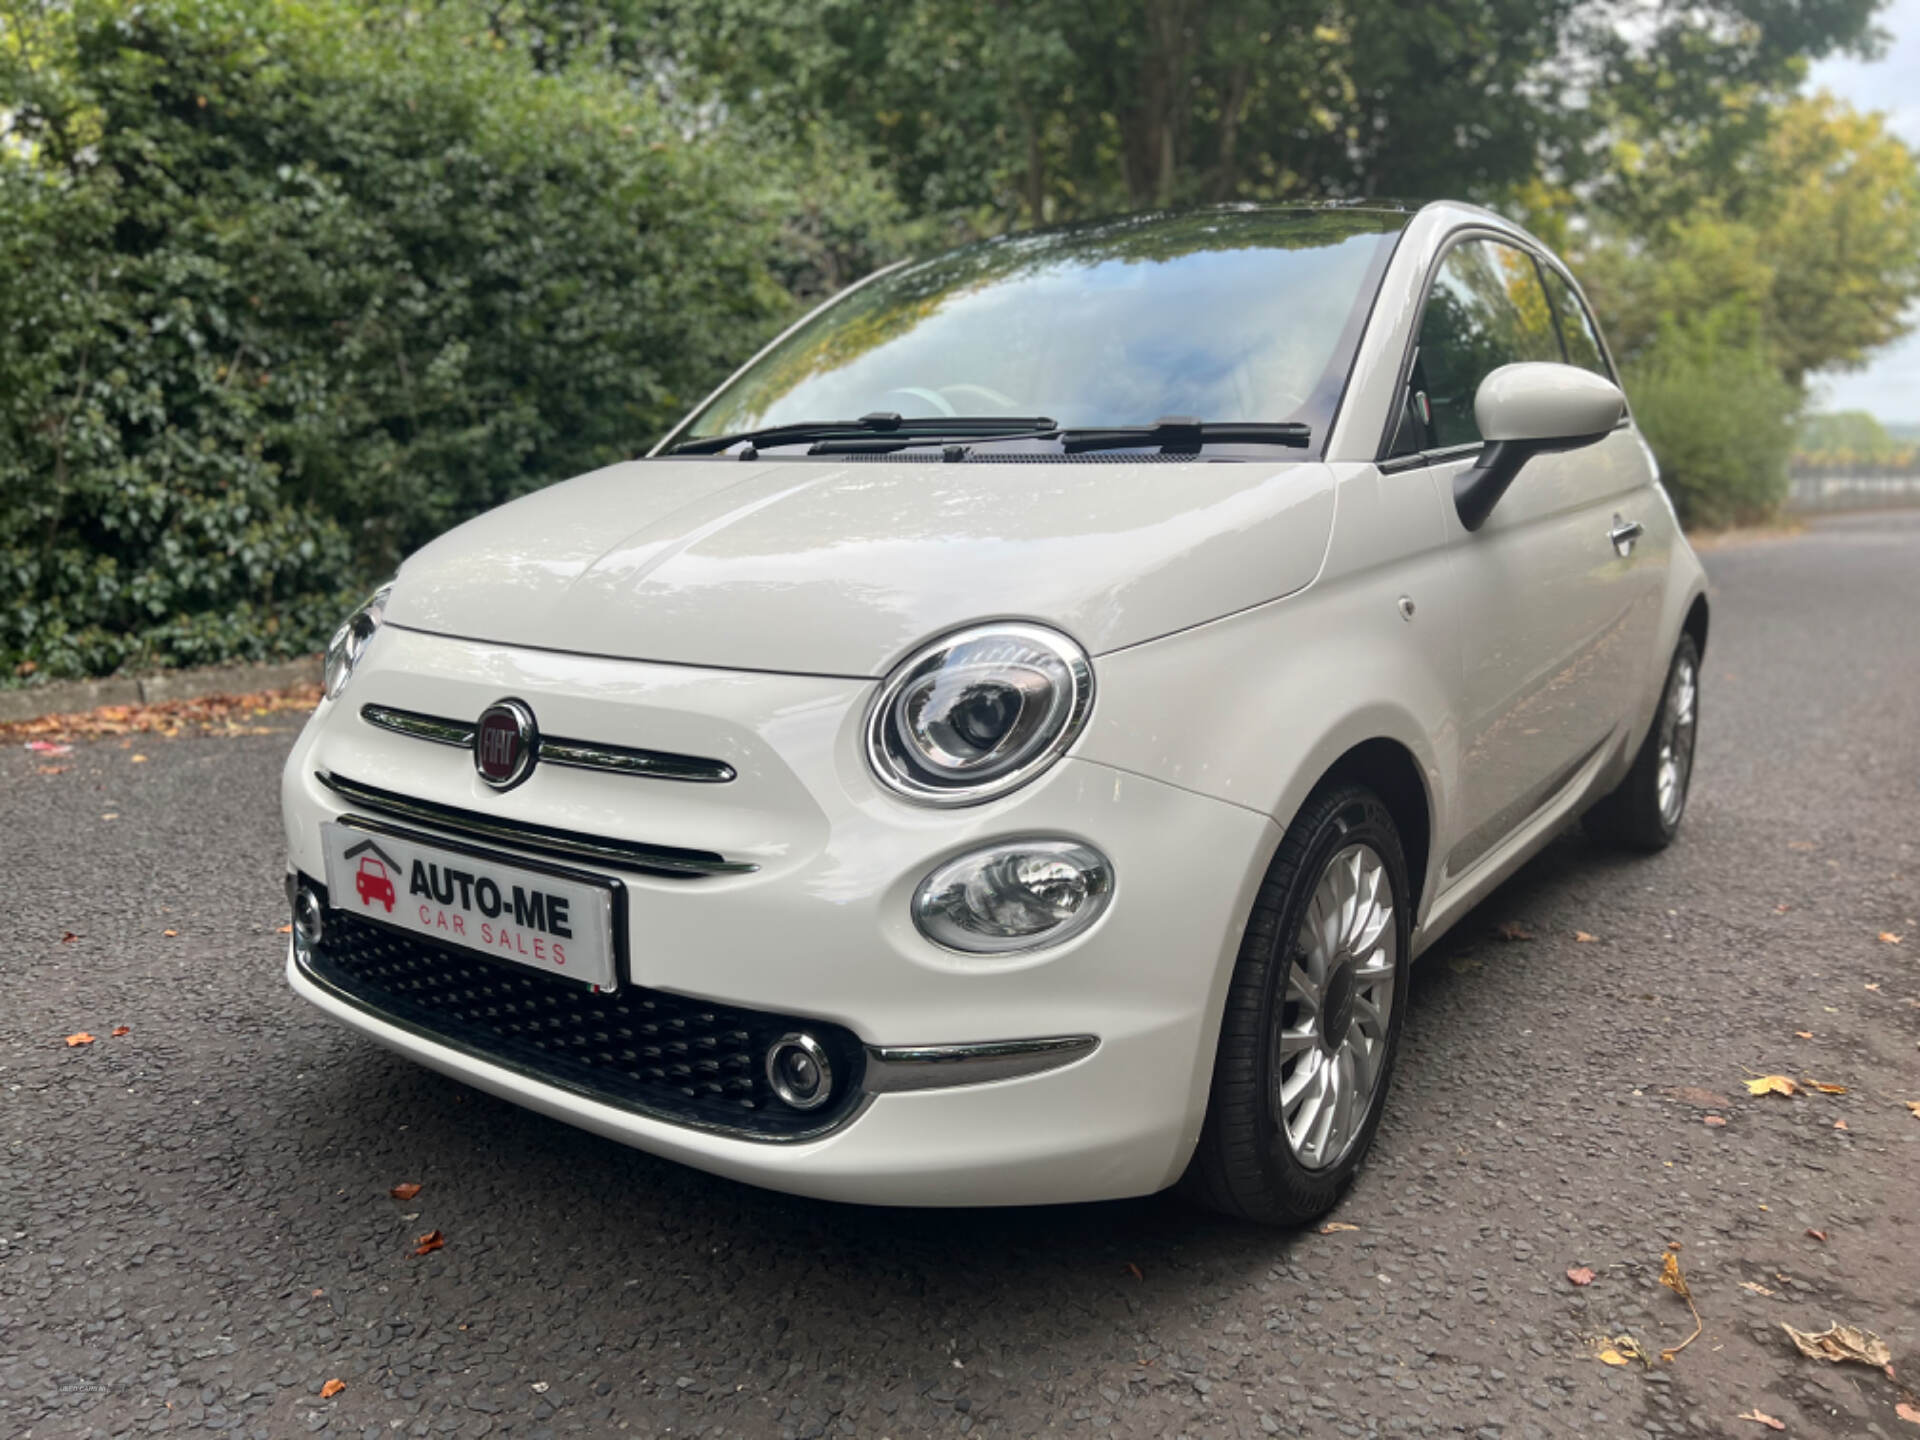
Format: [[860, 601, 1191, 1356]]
[[1392, 239, 1561, 455]]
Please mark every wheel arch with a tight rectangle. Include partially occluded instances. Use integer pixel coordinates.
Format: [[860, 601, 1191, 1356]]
[[1311, 737, 1433, 919], [1682, 591, 1709, 659]]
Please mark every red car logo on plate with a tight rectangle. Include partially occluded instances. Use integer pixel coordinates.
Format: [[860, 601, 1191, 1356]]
[[475, 700, 538, 790], [355, 856, 396, 912]]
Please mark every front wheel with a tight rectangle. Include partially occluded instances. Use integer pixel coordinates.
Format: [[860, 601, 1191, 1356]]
[[1183, 785, 1411, 1226], [1587, 634, 1700, 851]]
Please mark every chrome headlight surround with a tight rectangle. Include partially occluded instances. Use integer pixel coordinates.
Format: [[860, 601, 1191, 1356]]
[[322, 583, 393, 701], [865, 623, 1094, 806]]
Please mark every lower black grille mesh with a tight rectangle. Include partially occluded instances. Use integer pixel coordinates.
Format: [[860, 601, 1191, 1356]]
[[305, 906, 864, 1139]]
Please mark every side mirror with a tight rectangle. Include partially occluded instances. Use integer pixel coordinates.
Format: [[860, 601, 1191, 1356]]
[[1453, 363, 1625, 531]]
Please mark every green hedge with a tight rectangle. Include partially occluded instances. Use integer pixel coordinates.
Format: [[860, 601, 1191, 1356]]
[[0, 0, 900, 683]]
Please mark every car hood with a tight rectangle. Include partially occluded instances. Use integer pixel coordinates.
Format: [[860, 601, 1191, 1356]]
[[386, 457, 1337, 677]]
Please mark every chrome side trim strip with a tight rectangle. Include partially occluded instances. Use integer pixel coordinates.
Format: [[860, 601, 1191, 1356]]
[[862, 1035, 1099, 1093], [538, 738, 735, 784], [360, 704, 736, 784], [361, 704, 474, 748], [314, 771, 757, 878]]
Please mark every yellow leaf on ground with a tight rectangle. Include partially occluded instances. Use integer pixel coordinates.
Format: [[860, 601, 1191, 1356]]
[[1794, 1031, 1813, 1039], [1737, 1411, 1786, 1431], [1804, 1080, 1847, 1094], [1319, 1222, 1359, 1233], [1781, 1321, 1892, 1369], [1740, 1281, 1777, 1297], [1575, 931, 1598, 943], [65, 1032, 96, 1047], [320, 1379, 345, 1399], [1746, 1075, 1798, 1097], [1598, 1348, 1630, 1367], [1907, 1101, 1920, 1120], [1879, 932, 1903, 944]]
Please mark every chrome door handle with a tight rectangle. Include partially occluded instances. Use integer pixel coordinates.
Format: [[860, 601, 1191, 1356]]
[[1609, 515, 1644, 556]]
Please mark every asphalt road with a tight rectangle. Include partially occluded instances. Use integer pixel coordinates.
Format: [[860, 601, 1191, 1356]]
[[4, 511, 1918, 1440]]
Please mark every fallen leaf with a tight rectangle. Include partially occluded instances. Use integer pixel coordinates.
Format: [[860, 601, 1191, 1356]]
[[1794, 1031, 1813, 1039], [130, 754, 147, 764], [1496, 922, 1534, 942], [1896, 1401, 1920, 1425], [1590, 1333, 1653, 1368], [1880, 932, 1903, 945], [0, 684, 322, 746], [61, 931, 78, 943], [1737, 1411, 1786, 1431], [1774, 903, 1792, 913], [1746, 1075, 1799, 1097], [1704, 1115, 1727, 1127], [411, 1229, 444, 1257], [37, 764, 67, 774], [1566, 1266, 1595, 1286], [1741, 1281, 1777, 1297], [1833, 1119, 1848, 1131], [1575, 931, 1598, 943], [320, 1379, 345, 1399], [1598, 1348, 1630, 1367], [1319, 1222, 1359, 1234], [65, 1031, 96, 1047], [111, 1025, 129, 1037], [389, 1182, 422, 1201], [1804, 1080, 1847, 1095], [1907, 1102, 1920, 1120], [276, 923, 293, 934], [1659, 1251, 1703, 1361], [1805, 1229, 1827, 1242], [1124, 1262, 1143, 1280], [101, 813, 118, 821], [311, 1288, 324, 1297], [1781, 1321, 1891, 1369]]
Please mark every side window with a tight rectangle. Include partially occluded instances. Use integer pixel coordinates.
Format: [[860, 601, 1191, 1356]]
[[1393, 239, 1561, 453], [1540, 267, 1612, 379]]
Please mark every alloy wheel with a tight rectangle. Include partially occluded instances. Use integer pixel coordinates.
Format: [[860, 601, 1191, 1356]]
[[1272, 843, 1398, 1170], [1656, 653, 1698, 827]]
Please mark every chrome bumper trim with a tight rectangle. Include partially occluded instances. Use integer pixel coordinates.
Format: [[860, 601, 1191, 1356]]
[[314, 771, 757, 878], [862, 1035, 1099, 1093], [360, 703, 737, 784]]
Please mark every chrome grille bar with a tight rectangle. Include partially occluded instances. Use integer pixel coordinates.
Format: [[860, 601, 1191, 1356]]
[[315, 771, 757, 878], [360, 703, 735, 784]]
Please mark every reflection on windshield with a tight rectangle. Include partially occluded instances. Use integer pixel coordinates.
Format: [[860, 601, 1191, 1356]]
[[683, 209, 1405, 442]]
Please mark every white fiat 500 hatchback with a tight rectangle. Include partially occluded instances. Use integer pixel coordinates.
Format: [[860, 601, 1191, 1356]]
[[284, 201, 1707, 1224]]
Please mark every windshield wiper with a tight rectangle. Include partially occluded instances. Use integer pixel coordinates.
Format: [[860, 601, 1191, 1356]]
[[1053, 417, 1311, 453], [669, 413, 1058, 456]]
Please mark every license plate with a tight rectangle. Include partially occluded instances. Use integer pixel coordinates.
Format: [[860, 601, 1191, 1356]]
[[320, 821, 619, 990]]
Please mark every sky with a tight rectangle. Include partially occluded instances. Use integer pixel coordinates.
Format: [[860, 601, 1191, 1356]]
[[1804, 0, 1920, 423]]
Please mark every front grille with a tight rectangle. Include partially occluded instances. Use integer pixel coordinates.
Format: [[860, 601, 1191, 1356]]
[[303, 906, 865, 1140]]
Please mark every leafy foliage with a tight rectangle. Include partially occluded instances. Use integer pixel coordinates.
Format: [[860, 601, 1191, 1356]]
[[0, 0, 901, 681]]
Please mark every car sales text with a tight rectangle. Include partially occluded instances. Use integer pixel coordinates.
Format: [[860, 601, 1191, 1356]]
[[410, 859, 572, 963]]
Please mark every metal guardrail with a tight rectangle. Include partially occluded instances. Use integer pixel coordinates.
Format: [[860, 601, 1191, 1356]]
[[1786, 469, 1920, 512]]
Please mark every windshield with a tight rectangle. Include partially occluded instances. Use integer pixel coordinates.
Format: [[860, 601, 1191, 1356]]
[[677, 208, 1406, 449]]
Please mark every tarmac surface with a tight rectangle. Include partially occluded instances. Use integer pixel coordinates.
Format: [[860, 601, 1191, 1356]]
[[4, 510, 1917, 1439]]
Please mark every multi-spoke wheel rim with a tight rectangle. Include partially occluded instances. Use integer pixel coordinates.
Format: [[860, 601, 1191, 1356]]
[[1656, 655, 1697, 827], [1272, 843, 1397, 1171]]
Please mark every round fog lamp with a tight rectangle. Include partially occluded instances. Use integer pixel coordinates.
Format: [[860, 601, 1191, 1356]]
[[292, 886, 325, 952], [912, 839, 1113, 955], [765, 1033, 833, 1110]]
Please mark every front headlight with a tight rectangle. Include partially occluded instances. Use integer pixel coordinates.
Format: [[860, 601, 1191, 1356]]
[[865, 623, 1094, 805], [322, 583, 392, 700]]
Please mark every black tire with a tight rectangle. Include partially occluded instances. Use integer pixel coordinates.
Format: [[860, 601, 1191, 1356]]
[[1586, 634, 1700, 852], [1182, 784, 1412, 1226]]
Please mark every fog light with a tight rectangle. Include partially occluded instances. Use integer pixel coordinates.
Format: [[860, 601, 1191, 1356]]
[[766, 1033, 832, 1110], [912, 838, 1113, 955], [293, 886, 325, 953]]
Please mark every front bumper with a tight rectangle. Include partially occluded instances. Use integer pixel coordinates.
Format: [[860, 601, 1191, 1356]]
[[282, 625, 1277, 1205]]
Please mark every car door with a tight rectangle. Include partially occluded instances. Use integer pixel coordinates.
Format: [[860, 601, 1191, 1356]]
[[1389, 235, 1663, 887]]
